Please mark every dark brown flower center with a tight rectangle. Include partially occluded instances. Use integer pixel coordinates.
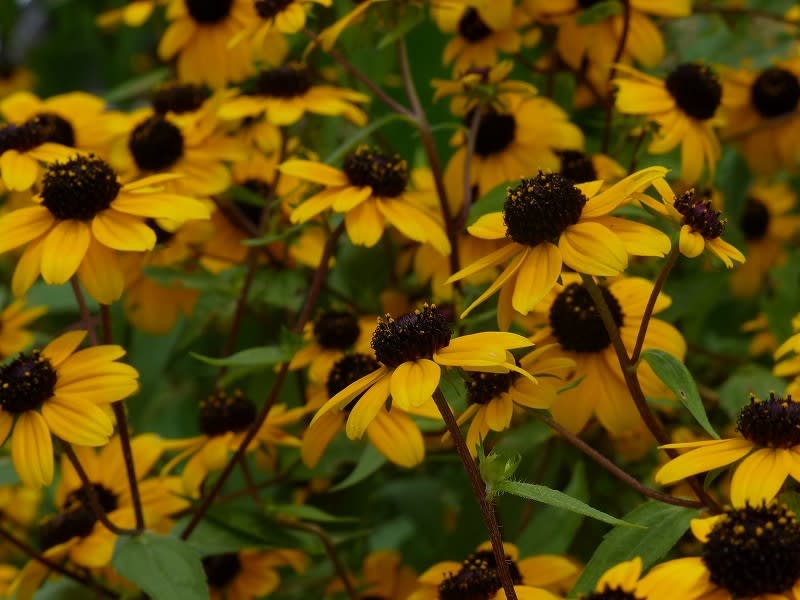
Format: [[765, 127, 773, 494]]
[[35, 112, 76, 147], [457, 8, 492, 42], [468, 372, 516, 405], [152, 83, 209, 115], [39, 507, 97, 550], [703, 503, 800, 597], [737, 392, 800, 448], [371, 304, 451, 368], [342, 146, 408, 198], [740, 196, 770, 241], [503, 172, 587, 246], [550, 283, 624, 353], [185, 0, 234, 24], [254, 65, 313, 98], [64, 483, 119, 514], [674, 189, 726, 239], [129, 115, 185, 172], [470, 108, 516, 157], [0, 116, 52, 154], [665, 63, 722, 121], [40, 154, 121, 221], [254, 0, 293, 19], [751, 67, 800, 119], [236, 178, 271, 224], [199, 390, 257, 436], [0, 350, 58, 414], [313, 311, 361, 350], [438, 550, 523, 600], [584, 589, 643, 600], [557, 150, 598, 184], [203, 553, 242, 588], [326, 353, 381, 401]]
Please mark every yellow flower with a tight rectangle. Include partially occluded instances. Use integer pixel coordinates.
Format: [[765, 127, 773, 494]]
[[615, 63, 724, 184], [457, 344, 574, 455], [219, 63, 369, 127], [283, 147, 451, 252], [447, 167, 671, 327], [525, 275, 686, 435], [161, 390, 304, 497], [0, 300, 46, 359], [0, 154, 209, 303], [721, 60, 800, 175], [311, 304, 533, 442], [0, 330, 139, 487], [644, 502, 800, 599], [588, 556, 706, 600], [432, 60, 537, 116], [742, 313, 778, 357], [0, 115, 73, 192], [409, 541, 577, 600], [656, 392, 800, 507], [329, 550, 417, 600], [644, 179, 745, 268], [204, 548, 308, 600]]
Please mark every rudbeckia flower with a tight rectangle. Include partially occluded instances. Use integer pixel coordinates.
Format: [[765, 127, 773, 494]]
[[0, 154, 210, 303], [203, 548, 308, 600], [722, 60, 800, 175], [0, 115, 72, 191], [157, 0, 256, 88], [645, 502, 800, 600], [0, 300, 46, 359], [444, 92, 584, 196], [731, 183, 800, 297], [432, 60, 537, 116], [283, 147, 451, 252], [556, 149, 626, 185], [457, 344, 574, 455], [408, 541, 577, 600], [161, 390, 304, 497], [328, 550, 417, 600], [614, 62, 724, 184], [525, 275, 686, 435], [643, 180, 745, 268], [586, 556, 705, 600], [218, 63, 369, 127], [656, 392, 800, 506], [311, 304, 533, 442], [0, 330, 139, 487], [231, 0, 330, 45], [447, 167, 671, 327], [302, 353, 439, 469]]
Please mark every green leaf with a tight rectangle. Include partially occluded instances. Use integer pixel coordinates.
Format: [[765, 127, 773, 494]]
[[570, 501, 699, 596], [104, 68, 169, 103], [265, 504, 358, 523], [378, 5, 424, 48], [112, 532, 208, 600], [640, 349, 719, 439], [190, 345, 288, 367], [467, 182, 507, 225], [243, 223, 306, 247], [0, 457, 20, 486], [493, 480, 638, 528], [171, 516, 272, 556], [577, 0, 622, 25], [718, 365, 787, 420], [329, 444, 386, 491], [324, 113, 412, 165]]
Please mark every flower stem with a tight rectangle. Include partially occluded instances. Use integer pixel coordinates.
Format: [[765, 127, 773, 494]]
[[601, 0, 630, 153], [456, 105, 483, 232], [630, 243, 680, 364], [69, 277, 98, 346], [0, 520, 119, 598], [432, 389, 518, 600]]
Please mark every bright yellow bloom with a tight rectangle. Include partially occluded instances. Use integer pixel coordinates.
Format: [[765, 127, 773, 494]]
[[204, 548, 308, 600], [0, 116, 72, 192], [447, 167, 671, 327], [0, 330, 139, 487], [0, 300, 46, 359]]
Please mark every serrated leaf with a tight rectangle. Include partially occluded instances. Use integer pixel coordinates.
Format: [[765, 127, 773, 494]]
[[265, 504, 358, 523], [190, 345, 287, 367], [329, 444, 386, 491], [493, 480, 637, 528], [577, 0, 622, 25], [112, 532, 208, 600], [640, 349, 719, 439], [570, 501, 699, 596]]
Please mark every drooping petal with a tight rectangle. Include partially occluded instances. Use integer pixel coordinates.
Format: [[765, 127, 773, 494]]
[[654, 438, 753, 484], [367, 409, 425, 468], [390, 359, 441, 410], [11, 411, 54, 487], [511, 242, 562, 314], [345, 372, 392, 439], [40, 220, 91, 284]]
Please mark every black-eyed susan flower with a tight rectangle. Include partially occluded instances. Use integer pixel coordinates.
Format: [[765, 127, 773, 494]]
[[328, 550, 417, 599], [0, 115, 72, 191], [447, 168, 671, 326], [644, 181, 745, 268], [157, 0, 255, 88], [731, 183, 800, 297], [645, 502, 800, 599], [0, 154, 209, 303], [0, 300, 45, 359], [408, 541, 577, 600], [218, 63, 369, 127], [615, 63, 724, 184], [162, 390, 304, 497], [203, 548, 308, 600], [290, 311, 376, 383], [0, 330, 139, 487], [444, 93, 584, 195], [556, 149, 626, 185], [457, 344, 574, 455], [311, 304, 533, 442], [722, 59, 800, 175], [525, 275, 686, 435], [283, 147, 451, 252], [585, 556, 707, 600], [232, 0, 330, 42], [656, 393, 800, 507], [302, 353, 438, 469]]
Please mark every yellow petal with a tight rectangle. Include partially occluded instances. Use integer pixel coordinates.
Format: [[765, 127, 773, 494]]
[[367, 408, 425, 468], [467, 211, 507, 239], [0, 206, 55, 253], [91, 210, 155, 251], [730, 448, 790, 506], [278, 160, 348, 186], [40, 220, 90, 284], [42, 330, 87, 367], [559, 221, 627, 275], [511, 242, 562, 314], [41, 396, 114, 446], [345, 371, 391, 439], [390, 359, 441, 410], [654, 438, 753, 484], [1, 150, 39, 191], [678, 225, 705, 258], [12, 411, 54, 487]]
